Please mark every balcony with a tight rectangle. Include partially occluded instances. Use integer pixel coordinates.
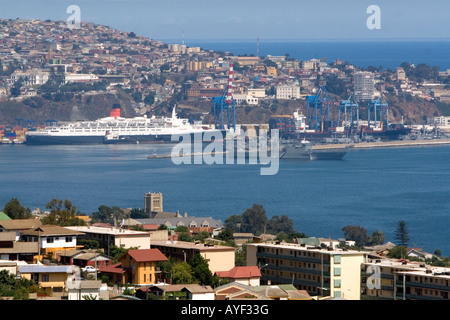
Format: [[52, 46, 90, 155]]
[[256, 252, 322, 264]]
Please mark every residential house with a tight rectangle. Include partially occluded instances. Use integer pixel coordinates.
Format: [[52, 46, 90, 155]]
[[407, 248, 433, 260], [98, 248, 168, 286], [182, 285, 215, 300], [136, 284, 214, 300], [58, 249, 112, 269], [214, 282, 312, 300], [0, 219, 42, 241], [20, 225, 85, 259], [132, 217, 223, 232], [150, 240, 235, 274], [0, 231, 38, 262], [66, 226, 152, 254], [66, 280, 107, 300], [18, 264, 76, 297], [215, 266, 261, 286]]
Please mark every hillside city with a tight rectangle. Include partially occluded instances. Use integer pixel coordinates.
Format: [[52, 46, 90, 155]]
[[1, 19, 450, 143], [0, 19, 449, 302]]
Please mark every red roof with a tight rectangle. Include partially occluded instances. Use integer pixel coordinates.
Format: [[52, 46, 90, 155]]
[[98, 263, 125, 274], [142, 224, 159, 231], [127, 249, 168, 263], [215, 266, 261, 279]]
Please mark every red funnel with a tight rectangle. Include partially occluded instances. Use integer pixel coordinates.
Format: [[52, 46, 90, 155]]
[[110, 107, 121, 118]]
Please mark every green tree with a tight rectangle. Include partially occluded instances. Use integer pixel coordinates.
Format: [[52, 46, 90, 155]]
[[434, 249, 442, 257], [193, 231, 210, 243], [78, 239, 99, 249], [109, 245, 127, 263], [395, 220, 410, 247], [342, 225, 369, 247], [41, 199, 85, 226], [189, 254, 214, 286], [171, 262, 194, 284], [387, 245, 408, 259], [368, 230, 385, 246], [178, 232, 192, 242], [144, 94, 155, 105], [241, 204, 268, 235], [267, 215, 295, 235], [10, 78, 23, 97], [224, 214, 243, 232], [3, 198, 31, 219], [175, 225, 188, 233], [216, 228, 234, 242]]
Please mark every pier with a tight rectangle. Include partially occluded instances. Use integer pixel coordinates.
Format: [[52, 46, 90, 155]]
[[313, 138, 450, 151]]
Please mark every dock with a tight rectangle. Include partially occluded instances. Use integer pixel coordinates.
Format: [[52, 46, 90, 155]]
[[313, 139, 450, 151]]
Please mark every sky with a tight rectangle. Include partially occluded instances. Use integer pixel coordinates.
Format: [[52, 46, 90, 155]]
[[1, 0, 450, 42]]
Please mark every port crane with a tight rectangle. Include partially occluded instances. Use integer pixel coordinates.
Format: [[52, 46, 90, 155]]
[[306, 87, 334, 132], [338, 95, 360, 129], [212, 63, 236, 132], [368, 96, 389, 129]]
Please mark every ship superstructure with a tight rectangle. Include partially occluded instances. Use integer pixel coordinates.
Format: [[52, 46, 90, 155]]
[[26, 106, 226, 145]]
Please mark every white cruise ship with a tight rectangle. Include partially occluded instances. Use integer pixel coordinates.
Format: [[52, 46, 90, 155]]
[[25, 106, 227, 145]]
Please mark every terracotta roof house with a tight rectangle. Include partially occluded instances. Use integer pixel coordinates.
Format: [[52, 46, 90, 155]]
[[99, 249, 168, 286], [215, 266, 262, 286], [58, 249, 112, 268]]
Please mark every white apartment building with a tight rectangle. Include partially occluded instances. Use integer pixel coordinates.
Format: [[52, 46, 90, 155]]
[[246, 242, 367, 300], [232, 94, 258, 105], [276, 85, 301, 100], [433, 116, 450, 127], [246, 88, 266, 98], [10, 70, 50, 86], [354, 71, 375, 101], [64, 73, 99, 84]]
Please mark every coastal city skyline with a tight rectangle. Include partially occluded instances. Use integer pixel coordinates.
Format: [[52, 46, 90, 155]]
[[0, 3, 449, 304], [2, 1, 450, 41]]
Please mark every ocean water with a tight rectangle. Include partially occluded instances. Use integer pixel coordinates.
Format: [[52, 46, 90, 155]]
[[0, 143, 449, 256], [178, 39, 450, 70]]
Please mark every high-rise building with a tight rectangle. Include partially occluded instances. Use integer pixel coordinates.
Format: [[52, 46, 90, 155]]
[[354, 71, 375, 101], [245, 242, 367, 300], [361, 259, 450, 300], [144, 192, 163, 215]]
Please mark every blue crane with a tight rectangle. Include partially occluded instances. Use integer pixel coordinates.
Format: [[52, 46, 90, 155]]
[[306, 87, 333, 132]]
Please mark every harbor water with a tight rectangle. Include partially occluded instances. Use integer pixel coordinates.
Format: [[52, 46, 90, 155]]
[[0, 143, 449, 256]]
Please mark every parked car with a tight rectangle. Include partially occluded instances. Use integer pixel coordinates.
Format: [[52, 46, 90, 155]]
[[81, 266, 97, 273]]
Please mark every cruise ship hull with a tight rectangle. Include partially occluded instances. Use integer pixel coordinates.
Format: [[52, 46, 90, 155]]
[[25, 134, 106, 145], [26, 131, 228, 145]]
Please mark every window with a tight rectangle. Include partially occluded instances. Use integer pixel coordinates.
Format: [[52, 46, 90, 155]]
[[334, 279, 341, 288], [334, 267, 341, 276], [65, 236, 72, 242], [46, 237, 54, 243], [41, 274, 49, 282], [334, 255, 341, 264]]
